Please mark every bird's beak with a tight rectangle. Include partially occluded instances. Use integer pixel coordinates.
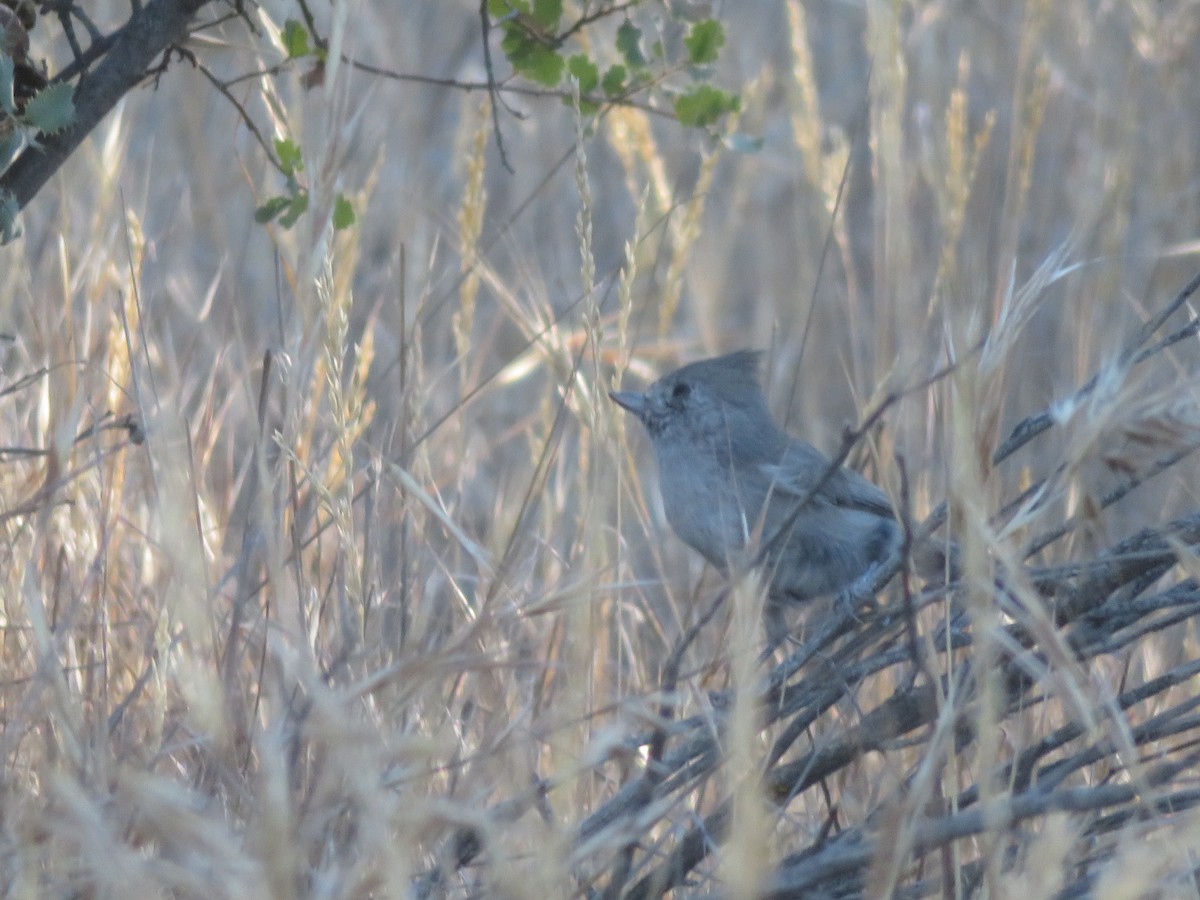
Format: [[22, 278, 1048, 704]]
[[608, 390, 646, 417]]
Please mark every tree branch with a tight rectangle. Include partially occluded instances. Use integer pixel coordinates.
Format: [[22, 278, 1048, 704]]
[[0, 0, 212, 211]]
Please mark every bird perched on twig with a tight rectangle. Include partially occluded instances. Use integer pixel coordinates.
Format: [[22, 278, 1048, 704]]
[[611, 351, 926, 637]]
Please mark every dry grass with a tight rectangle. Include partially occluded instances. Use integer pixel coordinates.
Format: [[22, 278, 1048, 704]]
[[3, 0, 1200, 897]]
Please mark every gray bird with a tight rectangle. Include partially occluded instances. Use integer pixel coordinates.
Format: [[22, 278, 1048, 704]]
[[610, 351, 902, 620]]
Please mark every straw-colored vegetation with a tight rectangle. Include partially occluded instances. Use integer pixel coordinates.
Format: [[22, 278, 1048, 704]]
[[3, 1, 1200, 897]]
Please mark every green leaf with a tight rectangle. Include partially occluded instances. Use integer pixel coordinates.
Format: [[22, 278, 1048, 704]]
[[255, 195, 291, 224], [569, 98, 600, 116], [615, 20, 645, 69], [0, 56, 15, 116], [274, 137, 303, 176], [487, 0, 527, 19], [601, 64, 626, 97], [22, 83, 75, 134], [278, 191, 309, 228], [566, 54, 598, 95], [530, 0, 562, 29], [684, 19, 724, 66], [282, 19, 310, 58], [333, 194, 355, 230], [673, 85, 739, 128], [501, 28, 564, 86]]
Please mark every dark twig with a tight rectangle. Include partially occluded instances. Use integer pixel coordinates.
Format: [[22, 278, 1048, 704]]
[[479, 0, 516, 174], [601, 586, 730, 900], [993, 272, 1200, 465]]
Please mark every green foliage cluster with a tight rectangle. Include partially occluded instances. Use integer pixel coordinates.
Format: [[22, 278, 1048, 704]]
[[488, 0, 738, 126], [257, 3, 735, 232], [0, 1, 734, 242], [252, 27, 356, 232]]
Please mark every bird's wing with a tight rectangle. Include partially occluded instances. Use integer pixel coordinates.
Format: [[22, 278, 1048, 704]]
[[760, 440, 895, 519]]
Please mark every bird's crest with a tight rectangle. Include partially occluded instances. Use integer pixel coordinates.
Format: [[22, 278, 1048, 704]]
[[672, 350, 765, 407]]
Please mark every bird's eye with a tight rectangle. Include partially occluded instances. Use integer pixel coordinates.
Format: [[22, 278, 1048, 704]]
[[672, 383, 690, 400]]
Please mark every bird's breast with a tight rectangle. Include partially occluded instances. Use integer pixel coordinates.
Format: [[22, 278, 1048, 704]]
[[654, 444, 763, 570]]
